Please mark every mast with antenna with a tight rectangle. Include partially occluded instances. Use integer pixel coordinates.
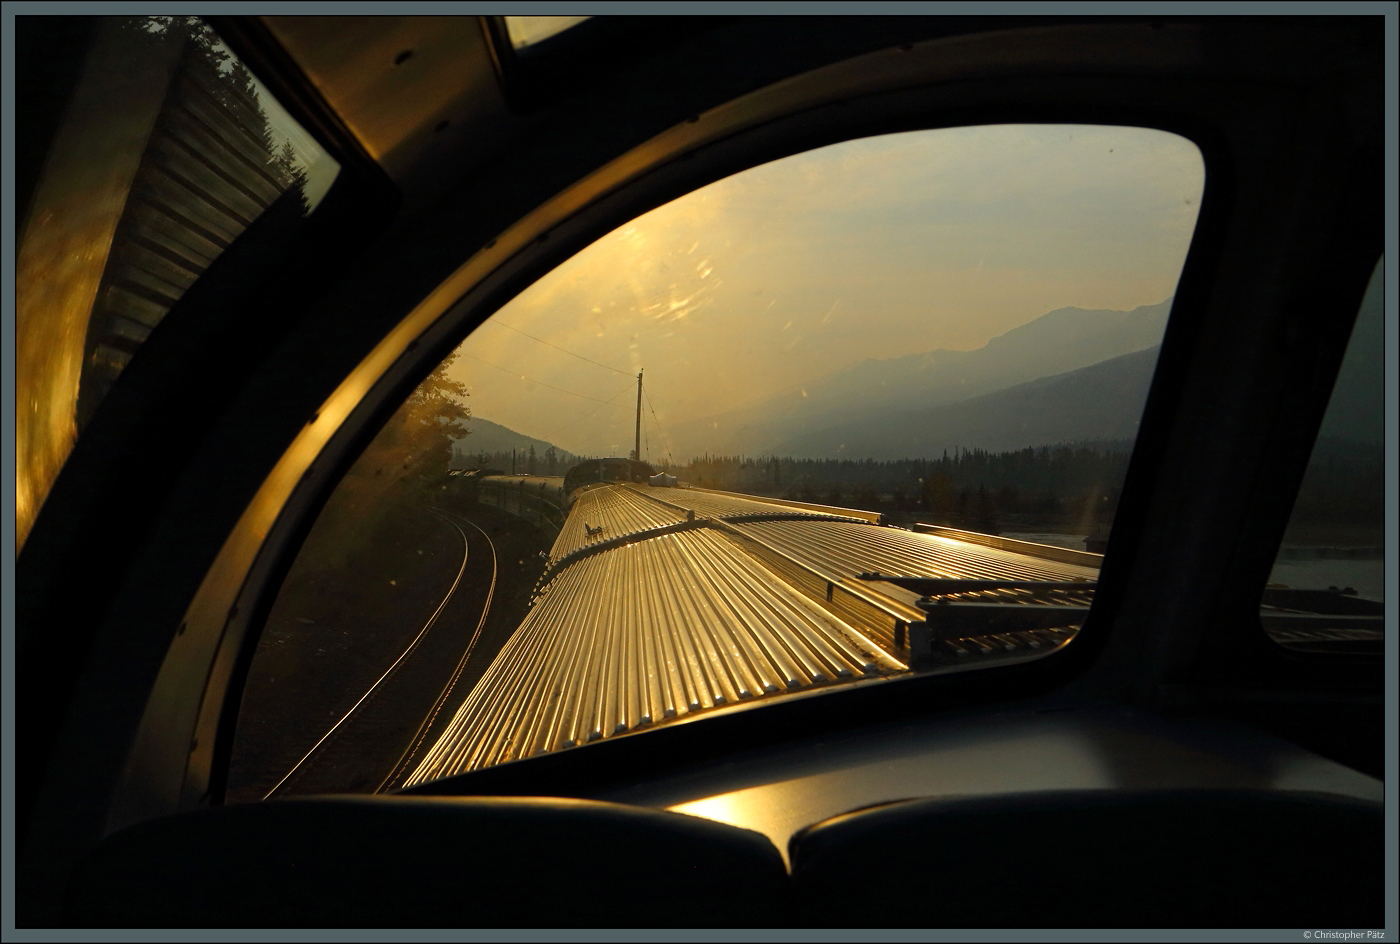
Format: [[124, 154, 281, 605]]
[[633, 369, 643, 462]]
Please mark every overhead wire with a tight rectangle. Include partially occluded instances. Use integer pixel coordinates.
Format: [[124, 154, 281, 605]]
[[460, 317, 649, 457], [456, 351, 633, 407], [540, 376, 640, 447], [482, 318, 633, 376], [642, 388, 676, 467]]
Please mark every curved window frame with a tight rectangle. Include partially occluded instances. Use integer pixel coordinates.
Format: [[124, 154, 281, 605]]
[[106, 25, 1252, 822], [215, 124, 1218, 802]]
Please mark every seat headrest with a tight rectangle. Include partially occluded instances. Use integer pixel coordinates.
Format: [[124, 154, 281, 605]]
[[67, 794, 791, 928]]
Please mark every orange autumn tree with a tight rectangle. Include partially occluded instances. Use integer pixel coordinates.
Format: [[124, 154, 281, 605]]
[[295, 354, 471, 572]]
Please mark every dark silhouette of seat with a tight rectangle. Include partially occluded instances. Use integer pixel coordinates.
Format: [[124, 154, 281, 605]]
[[65, 795, 791, 927], [789, 789, 1382, 928]]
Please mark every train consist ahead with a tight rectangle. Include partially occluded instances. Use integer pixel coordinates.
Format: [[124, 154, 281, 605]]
[[408, 461, 1101, 785], [452, 457, 664, 534]]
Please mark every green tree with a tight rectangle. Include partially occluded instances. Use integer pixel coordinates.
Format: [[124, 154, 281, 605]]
[[273, 140, 311, 213], [120, 16, 311, 219], [974, 483, 1000, 535], [923, 472, 957, 518], [390, 353, 471, 481], [955, 487, 972, 521], [287, 355, 468, 575]]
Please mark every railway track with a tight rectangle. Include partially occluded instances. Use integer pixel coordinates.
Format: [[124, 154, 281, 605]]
[[262, 508, 497, 799], [378, 509, 499, 790]]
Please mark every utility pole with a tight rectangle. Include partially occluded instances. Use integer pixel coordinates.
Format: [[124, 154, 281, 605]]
[[633, 369, 643, 462]]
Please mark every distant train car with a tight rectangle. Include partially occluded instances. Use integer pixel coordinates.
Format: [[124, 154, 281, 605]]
[[473, 473, 567, 535], [562, 458, 658, 504]]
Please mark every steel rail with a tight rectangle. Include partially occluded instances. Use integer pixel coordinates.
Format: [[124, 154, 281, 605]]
[[261, 508, 473, 800], [378, 509, 499, 791]]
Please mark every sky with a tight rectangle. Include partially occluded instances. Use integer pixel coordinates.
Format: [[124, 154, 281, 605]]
[[210, 34, 340, 209], [249, 72, 340, 209], [445, 123, 1205, 461]]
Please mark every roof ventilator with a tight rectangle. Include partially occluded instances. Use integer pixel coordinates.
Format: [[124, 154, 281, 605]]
[[858, 575, 1096, 668]]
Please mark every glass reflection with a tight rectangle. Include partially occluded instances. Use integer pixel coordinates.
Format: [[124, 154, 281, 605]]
[[16, 15, 339, 550], [503, 15, 592, 51]]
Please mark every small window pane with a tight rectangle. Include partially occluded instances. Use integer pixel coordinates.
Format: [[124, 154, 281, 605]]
[[1262, 259, 1385, 653], [15, 15, 339, 550], [503, 15, 591, 51]]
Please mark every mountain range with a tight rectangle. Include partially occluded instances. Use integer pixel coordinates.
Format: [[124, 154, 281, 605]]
[[671, 299, 1173, 458], [451, 417, 573, 461], [771, 344, 1161, 459]]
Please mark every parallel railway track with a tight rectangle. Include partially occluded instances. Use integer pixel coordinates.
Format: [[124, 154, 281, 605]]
[[263, 508, 497, 799]]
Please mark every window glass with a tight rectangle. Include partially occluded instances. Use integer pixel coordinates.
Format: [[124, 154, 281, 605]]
[[503, 15, 592, 51], [15, 15, 339, 550], [1262, 259, 1384, 653], [228, 124, 1203, 800]]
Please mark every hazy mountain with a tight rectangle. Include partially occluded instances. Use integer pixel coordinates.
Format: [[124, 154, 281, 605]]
[[672, 298, 1173, 457], [770, 345, 1162, 459], [451, 417, 572, 461]]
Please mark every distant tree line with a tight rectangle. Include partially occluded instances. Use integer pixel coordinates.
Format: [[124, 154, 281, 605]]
[[668, 442, 1139, 533], [1287, 437, 1384, 530], [451, 443, 581, 476], [667, 435, 1382, 539], [676, 442, 1133, 493], [442, 434, 1380, 540]]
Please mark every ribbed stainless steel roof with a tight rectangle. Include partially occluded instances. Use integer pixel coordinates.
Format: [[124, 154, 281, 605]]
[[731, 518, 1099, 585], [550, 484, 687, 561], [655, 486, 873, 522], [407, 485, 1100, 786], [547, 484, 865, 566], [405, 527, 901, 784]]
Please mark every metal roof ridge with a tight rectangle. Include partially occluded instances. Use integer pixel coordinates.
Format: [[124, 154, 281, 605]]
[[680, 485, 886, 525], [911, 523, 1104, 569], [533, 517, 710, 595]]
